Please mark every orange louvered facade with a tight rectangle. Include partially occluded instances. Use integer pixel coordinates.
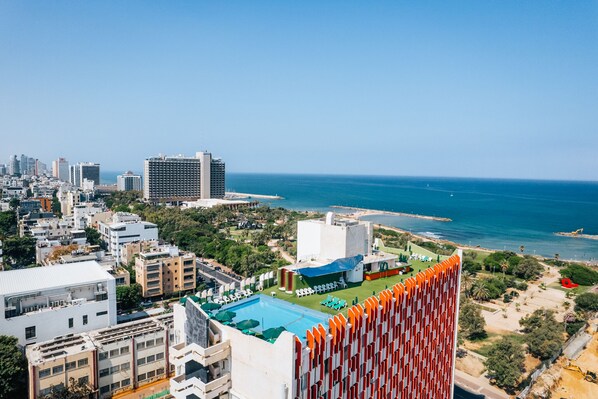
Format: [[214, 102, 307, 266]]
[[293, 255, 461, 399]]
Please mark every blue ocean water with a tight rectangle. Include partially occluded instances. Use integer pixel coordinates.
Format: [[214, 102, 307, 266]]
[[101, 171, 598, 260], [225, 173, 598, 261]]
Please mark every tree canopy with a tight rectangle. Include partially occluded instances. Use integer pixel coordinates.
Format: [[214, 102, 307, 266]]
[[574, 292, 598, 312], [116, 283, 142, 311], [459, 300, 486, 340], [0, 335, 27, 399], [2, 235, 37, 268], [520, 309, 564, 360], [484, 336, 525, 391], [560, 264, 598, 286]]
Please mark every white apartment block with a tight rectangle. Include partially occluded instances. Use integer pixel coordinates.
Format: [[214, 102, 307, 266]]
[[27, 314, 174, 399], [296, 212, 373, 262], [117, 171, 142, 191], [98, 212, 158, 262], [0, 261, 117, 346], [73, 202, 106, 229]]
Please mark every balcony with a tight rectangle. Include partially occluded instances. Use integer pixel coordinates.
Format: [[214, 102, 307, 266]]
[[170, 371, 231, 399], [170, 341, 230, 367]]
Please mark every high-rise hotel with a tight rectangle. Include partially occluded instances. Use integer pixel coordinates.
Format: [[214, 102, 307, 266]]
[[143, 151, 225, 202]]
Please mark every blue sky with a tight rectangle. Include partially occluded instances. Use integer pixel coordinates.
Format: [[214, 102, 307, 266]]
[[1, 1, 597, 180]]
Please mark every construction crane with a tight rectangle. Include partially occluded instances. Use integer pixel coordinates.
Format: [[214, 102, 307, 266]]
[[564, 361, 597, 383]]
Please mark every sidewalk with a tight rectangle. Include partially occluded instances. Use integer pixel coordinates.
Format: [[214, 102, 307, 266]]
[[455, 369, 511, 399]]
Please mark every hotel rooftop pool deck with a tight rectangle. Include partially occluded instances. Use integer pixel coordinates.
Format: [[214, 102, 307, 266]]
[[222, 294, 330, 340]]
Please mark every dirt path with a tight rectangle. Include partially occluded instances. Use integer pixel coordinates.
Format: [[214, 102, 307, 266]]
[[268, 239, 296, 263]]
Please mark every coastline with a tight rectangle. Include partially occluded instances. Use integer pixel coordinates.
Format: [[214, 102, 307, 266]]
[[226, 192, 284, 200], [555, 232, 598, 241], [331, 205, 452, 222]]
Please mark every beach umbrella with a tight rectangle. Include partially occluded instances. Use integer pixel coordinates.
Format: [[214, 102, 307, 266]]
[[179, 297, 188, 305], [214, 310, 236, 323], [236, 319, 260, 330], [189, 295, 200, 303], [262, 326, 286, 340], [201, 302, 222, 312]]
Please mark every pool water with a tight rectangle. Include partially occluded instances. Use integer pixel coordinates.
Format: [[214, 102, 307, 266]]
[[223, 295, 330, 339]]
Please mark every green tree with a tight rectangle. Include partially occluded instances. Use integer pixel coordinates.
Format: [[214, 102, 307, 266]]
[[9, 197, 20, 211], [459, 300, 487, 340], [0, 211, 17, 237], [484, 337, 525, 391], [471, 280, 490, 301], [0, 335, 27, 399], [51, 191, 62, 217], [512, 257, 543, 280], [38, 377, 93, 399], [116, 284, 142, 311], [84, 227, 103, 248], [2, 235, 37, 267], [560, 264, 598, 286], [520, 309, 564, 360], [574, 292, 598, 312]]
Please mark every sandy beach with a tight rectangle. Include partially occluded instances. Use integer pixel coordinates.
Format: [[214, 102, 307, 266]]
[[331, 205, 452, 222]]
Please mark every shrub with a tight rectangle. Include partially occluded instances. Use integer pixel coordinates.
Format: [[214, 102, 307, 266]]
[[560, 264, 598, 286], [574, 292, 598, 312]]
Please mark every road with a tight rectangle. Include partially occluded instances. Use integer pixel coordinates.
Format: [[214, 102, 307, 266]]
[[196, 259, 241, 286]]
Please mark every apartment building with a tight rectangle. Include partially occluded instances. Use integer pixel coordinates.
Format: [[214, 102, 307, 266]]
[[27, 314, 174, 399], [98, 212, 158, 263], [52, 158, 70, 182], [143, 151, 225, 202], [0, 261, 117, 345], [117, 171, 142, 191], [135, 245, 196, 298], [70, 162, 101, 188]]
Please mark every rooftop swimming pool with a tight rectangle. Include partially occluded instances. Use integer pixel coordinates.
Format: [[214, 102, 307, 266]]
[[222, 294, 330, 339]]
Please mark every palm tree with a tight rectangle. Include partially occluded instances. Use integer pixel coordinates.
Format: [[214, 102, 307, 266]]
[[461, 271, 474, 298], [501, 260, 509, 277], [472, 280, 490, 302]]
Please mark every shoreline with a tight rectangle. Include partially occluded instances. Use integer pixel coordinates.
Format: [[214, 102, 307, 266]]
[[555, 232, 598, 241], [331, 205, 452, 222], [225, 192, 284, 200]]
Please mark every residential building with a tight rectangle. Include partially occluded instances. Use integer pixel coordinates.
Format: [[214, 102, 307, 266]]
[[0, 164, 6, 175], [0, 261, 117, 345], [52, 158, 69, 182], [169, 255, 462, 399], [117, 171, 142, 191], [121, 240, 160, 266], [143, 151, 225, 202], [27, 314, 174, 399], [135, 245, 196, 298], [8, 155, 20, 175], [73, 202, 105, 229], [98, 212, 158, 262]]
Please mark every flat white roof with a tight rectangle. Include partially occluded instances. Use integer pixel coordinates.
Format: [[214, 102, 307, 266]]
[[0, 261, 114, 296]]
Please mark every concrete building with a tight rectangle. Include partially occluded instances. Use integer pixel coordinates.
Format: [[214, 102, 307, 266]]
[[117, 171, 142, 192], [52, 158, 70, 182], [134, 245, 196, 298], [70, 162, 100, 188], [8, 155, 20, 175], [169, 255, 461, 399], [143, 151, 225, 202], [0, 261, 117, 346], [27, 314, 174, 399], [121, 240, 160, 266], [73, 203, 106, 229], [98, 212, 158, 263]]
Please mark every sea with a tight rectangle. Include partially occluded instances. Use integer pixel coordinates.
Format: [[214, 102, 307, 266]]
[[102, 172, 598, 262]]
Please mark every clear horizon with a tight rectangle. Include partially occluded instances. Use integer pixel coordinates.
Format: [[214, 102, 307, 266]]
[[1, 1, 597, 181]]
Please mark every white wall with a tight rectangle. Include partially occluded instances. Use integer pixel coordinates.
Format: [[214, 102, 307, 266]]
[[296, 221, 322, 261], [298, 220, 370, 261]]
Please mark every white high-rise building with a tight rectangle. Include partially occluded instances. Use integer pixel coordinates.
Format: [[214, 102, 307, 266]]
[[143, 151, 225, 202], [70, 162, 100, 187], [117, 171, 142, 191], [98, 212, 158, 262], [52, 157, 69, 182]]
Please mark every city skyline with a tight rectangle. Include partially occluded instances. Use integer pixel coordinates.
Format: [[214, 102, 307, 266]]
[[1, 1, 597, 181]]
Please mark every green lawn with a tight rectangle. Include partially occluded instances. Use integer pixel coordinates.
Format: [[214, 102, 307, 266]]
[[264, 260, 439, 315], [547, 281, 594, 295]]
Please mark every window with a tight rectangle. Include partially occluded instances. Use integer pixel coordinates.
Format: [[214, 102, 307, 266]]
[[40, 387, 52, 396], [137, 373, 146, 382], [111, 382, 120, 391], [146, 339, 155, 348], [136, 342, 145, 350], [68, 318, 74, 328], [78, 358, 88, 367], [99, 352, 108, 361], [83, 315, 88, 325], [156, 352, 164, 360], [146, 354, 155, 363], [156, 337, 164, 345], [120, 346, 130, 355], [121, 378, 130, 387], [110, 365, 120, 374], [66, 361, 76, 371], [52, 365, 64, 374], [99, 386, 110, 394], [96, 311, 108, 316], [78, 376, 89, 385], [39, 368, 51, 379], [25, 326, 36, 340], [137, 357, 146, 366], [99, 368, 109, 378], [156, 367, 165, 375], [110, 349, 120, 357], [147, 370, 156, 379], [121, 362, 130, 371]]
